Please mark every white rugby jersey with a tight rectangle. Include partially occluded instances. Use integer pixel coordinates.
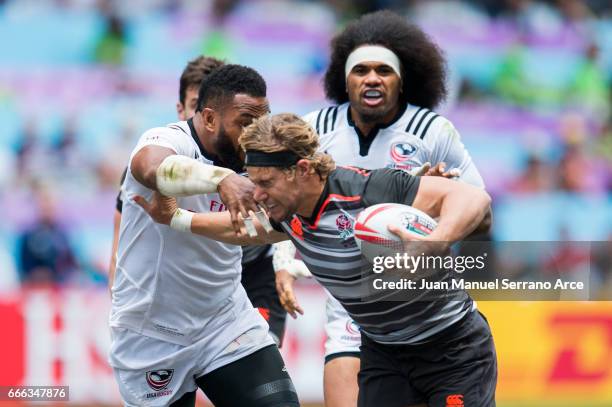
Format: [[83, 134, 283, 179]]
[[303, 102, 484, 188], [110, 120, 244, 346]]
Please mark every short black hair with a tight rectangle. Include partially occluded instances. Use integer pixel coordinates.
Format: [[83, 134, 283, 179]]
[[196, 64, 267, 112], [324, 10, 447, 110], [179, 56, 225, 105]]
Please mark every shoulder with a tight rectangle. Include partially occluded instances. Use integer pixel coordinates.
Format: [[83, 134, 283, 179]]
[[367, 167, 414, 184], [401, 105, 447, 141], [362, 168, 421, 206], [302, 103, 347, 136], [326, 166, 371, 196], [165, 121, 192, 137], [132, 121, 194, 158], [139, 121, 188, 143]]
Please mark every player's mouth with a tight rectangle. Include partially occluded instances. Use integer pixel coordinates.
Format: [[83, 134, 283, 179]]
[[361, 89, 384, 107]]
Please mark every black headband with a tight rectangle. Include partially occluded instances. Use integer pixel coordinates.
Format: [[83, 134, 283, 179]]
[[245, 150, 301, 167]]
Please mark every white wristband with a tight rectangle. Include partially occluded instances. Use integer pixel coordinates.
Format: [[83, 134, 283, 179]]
[[273, 241, 312, 279], [156, 155, 235, 197], [170, 208, 194, 232]]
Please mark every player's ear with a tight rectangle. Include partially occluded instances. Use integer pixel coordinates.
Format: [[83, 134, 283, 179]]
[[176, 102, 185, 121], [296, 160, 310, 177], [201, 108, 216, 133]]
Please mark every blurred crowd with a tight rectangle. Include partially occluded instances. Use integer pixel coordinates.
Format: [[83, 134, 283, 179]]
[[0, 0, 610, 288]]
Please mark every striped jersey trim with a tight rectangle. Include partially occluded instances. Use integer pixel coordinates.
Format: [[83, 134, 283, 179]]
[[315, 106, 339, 135], [304, 193, 361, 229], [404, 108, 440, 140]]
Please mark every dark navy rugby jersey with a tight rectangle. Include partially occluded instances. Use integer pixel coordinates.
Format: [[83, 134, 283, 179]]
[[271, 166, 472, 344]]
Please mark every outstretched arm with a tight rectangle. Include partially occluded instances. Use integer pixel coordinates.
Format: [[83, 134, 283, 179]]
[[133, 192, 287, 246], [131, 142, 262, 235]]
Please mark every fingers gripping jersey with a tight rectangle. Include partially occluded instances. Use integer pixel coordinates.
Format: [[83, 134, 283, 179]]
[[303, 103, 485, 189]]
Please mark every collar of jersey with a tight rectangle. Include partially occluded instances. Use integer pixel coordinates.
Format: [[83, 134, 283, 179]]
[[298, 172, 331, 227], [187, 117, 223, 166], [347, 102, 408, 156]]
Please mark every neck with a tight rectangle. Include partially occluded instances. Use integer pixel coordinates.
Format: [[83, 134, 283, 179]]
[[350, 104, 400, 137], [192, 114, 217, 155], [296, 176, 327, 219]]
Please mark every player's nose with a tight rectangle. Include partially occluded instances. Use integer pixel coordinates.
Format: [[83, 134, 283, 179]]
[[364, 70, 382, 85], [253, 186, 267, 203]]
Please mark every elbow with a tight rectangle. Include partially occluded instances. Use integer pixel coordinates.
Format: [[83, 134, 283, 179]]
[[479, 207, 493, 234], [476, 191, 493, 234], [130, 160, 158, 190], [480, 190, 492, 212]]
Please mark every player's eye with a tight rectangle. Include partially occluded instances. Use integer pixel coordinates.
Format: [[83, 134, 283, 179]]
[[376, 66, 393, 75], [352, 65, 368, 75]]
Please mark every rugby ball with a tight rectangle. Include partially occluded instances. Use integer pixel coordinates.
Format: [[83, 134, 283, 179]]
[[354, 203, 437, 262]]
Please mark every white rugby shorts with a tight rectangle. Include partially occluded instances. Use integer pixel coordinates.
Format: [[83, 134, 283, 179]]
[[109, 287, 274, 406], [324, 294, 361, 359]]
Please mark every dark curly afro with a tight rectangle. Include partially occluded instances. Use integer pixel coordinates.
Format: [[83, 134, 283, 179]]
[[324, 10, 447, 110]]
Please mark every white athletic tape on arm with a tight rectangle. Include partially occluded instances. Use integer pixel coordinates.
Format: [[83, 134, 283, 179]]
[[345, 45, 402, 80], [254, 210, 273, 233], [170, 208, 194, 232], [156, 155, 234, 197], [243, 217, 258, 237], [273, 241, 312, 279]]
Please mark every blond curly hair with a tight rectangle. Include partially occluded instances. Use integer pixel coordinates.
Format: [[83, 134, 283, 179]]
[[239, 113, 335, 177]]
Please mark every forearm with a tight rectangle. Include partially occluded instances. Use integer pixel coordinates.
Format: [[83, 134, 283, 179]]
[[430, 189, 491, 243], [468, 207, 492, 236], [273, 240, 311, 278], [188, 212, 286, 245], [131, 147, 234, 196]]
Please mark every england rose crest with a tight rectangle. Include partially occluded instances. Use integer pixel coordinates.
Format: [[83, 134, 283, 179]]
[[336, 214, 354, 240]]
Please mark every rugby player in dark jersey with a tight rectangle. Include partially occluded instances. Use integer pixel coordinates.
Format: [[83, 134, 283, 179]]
[[136, 113, 497, 407]]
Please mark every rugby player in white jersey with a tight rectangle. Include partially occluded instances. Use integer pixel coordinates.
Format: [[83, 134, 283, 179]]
[[109, 56, 288, 347], [109, 55, 223, 290], [135, 113, 497, 407], [109, 65, 299, 407], [273, 11, 488, 406]]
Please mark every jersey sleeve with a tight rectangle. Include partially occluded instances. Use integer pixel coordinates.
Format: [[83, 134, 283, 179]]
[[301, 110, 320, 128], [362, 168, 421, 207], [129, 126, 191, 160], [426, 118, 485, 189]]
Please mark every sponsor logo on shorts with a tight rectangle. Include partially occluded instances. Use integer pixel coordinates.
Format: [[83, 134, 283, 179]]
[[146, 369, 174, 391], [345, 320, 361, 336], [446, 394, 464, 406]]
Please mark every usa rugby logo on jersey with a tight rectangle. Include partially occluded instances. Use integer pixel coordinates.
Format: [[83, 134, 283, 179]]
[[345, 320, 361, 335], [336, 214, 354, 240], [146, 369, 174, 391], [390, 142, 417, 163]]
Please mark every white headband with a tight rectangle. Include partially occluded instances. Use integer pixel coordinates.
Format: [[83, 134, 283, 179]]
[[345, 45, 402, 80]]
